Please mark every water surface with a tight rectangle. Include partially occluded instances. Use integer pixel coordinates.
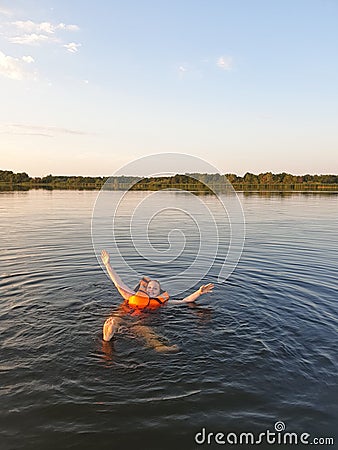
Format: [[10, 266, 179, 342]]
[[1, 190, 337, 449]]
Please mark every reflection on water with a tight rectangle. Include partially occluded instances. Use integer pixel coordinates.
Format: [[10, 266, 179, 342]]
[[0, 190, 337, 450], [242, 190, 338, 198]]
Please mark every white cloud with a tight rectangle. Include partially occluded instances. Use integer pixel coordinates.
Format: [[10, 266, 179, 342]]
[[0, 51, 36, 80], [0, 123, 91, 137], [179, 65, 187, 72], [8, 33, 58, 45], [63, 42, 81, 53], [11, 20, 80, 34], [217, 56, 233, 71], [60, 24, 80, 32], [22, 55, 34, 63], [12, 20, 53, 33], [4, 20, 80, 49], [0, 6, 13, 16]]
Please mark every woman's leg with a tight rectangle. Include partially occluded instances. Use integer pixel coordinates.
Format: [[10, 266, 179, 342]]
[[102, 301, 130, 342], [103, 316, 124, 341], [132, 324, 179, 352]]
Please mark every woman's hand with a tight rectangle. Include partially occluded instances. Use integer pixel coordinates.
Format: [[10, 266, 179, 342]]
[[101, 249, 110, 266], [198, 283, 214, 295], [172, 282, 215, 304]]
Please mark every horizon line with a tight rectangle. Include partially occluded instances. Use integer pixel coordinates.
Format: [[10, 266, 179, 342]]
[[1, 169, 338, 178]]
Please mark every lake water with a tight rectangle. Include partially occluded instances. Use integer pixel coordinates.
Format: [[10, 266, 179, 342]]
[[1, 190, 337, 450]]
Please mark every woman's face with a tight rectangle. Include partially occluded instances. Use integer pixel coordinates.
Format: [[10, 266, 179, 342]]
[[146, 280, 161, 297]]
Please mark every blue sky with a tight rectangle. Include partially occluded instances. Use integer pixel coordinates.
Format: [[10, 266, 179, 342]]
[[0, 0, 337, 176]]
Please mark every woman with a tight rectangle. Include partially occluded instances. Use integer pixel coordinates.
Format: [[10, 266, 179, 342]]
[[101, 250, 214, 351]]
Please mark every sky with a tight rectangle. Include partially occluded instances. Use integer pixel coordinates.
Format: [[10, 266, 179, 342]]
[[0, 0, 337, 177]]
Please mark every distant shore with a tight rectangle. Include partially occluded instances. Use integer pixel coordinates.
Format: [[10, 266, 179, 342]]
[[1, 170, 337, 192]]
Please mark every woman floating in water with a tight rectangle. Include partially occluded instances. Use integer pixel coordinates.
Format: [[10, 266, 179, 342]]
[[101, 250, 214, 352]]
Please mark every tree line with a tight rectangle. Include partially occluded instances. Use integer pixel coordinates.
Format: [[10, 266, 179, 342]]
[[0, 170, 337, 191]]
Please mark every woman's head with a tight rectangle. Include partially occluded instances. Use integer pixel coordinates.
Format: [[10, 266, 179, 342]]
[[146, 280, 161, 298]]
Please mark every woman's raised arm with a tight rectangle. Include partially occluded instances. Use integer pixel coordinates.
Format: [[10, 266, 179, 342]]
[[101, 250, 135, 300]]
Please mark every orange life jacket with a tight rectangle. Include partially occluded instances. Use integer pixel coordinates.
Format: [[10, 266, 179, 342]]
[[128, 277, 169, 310]]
